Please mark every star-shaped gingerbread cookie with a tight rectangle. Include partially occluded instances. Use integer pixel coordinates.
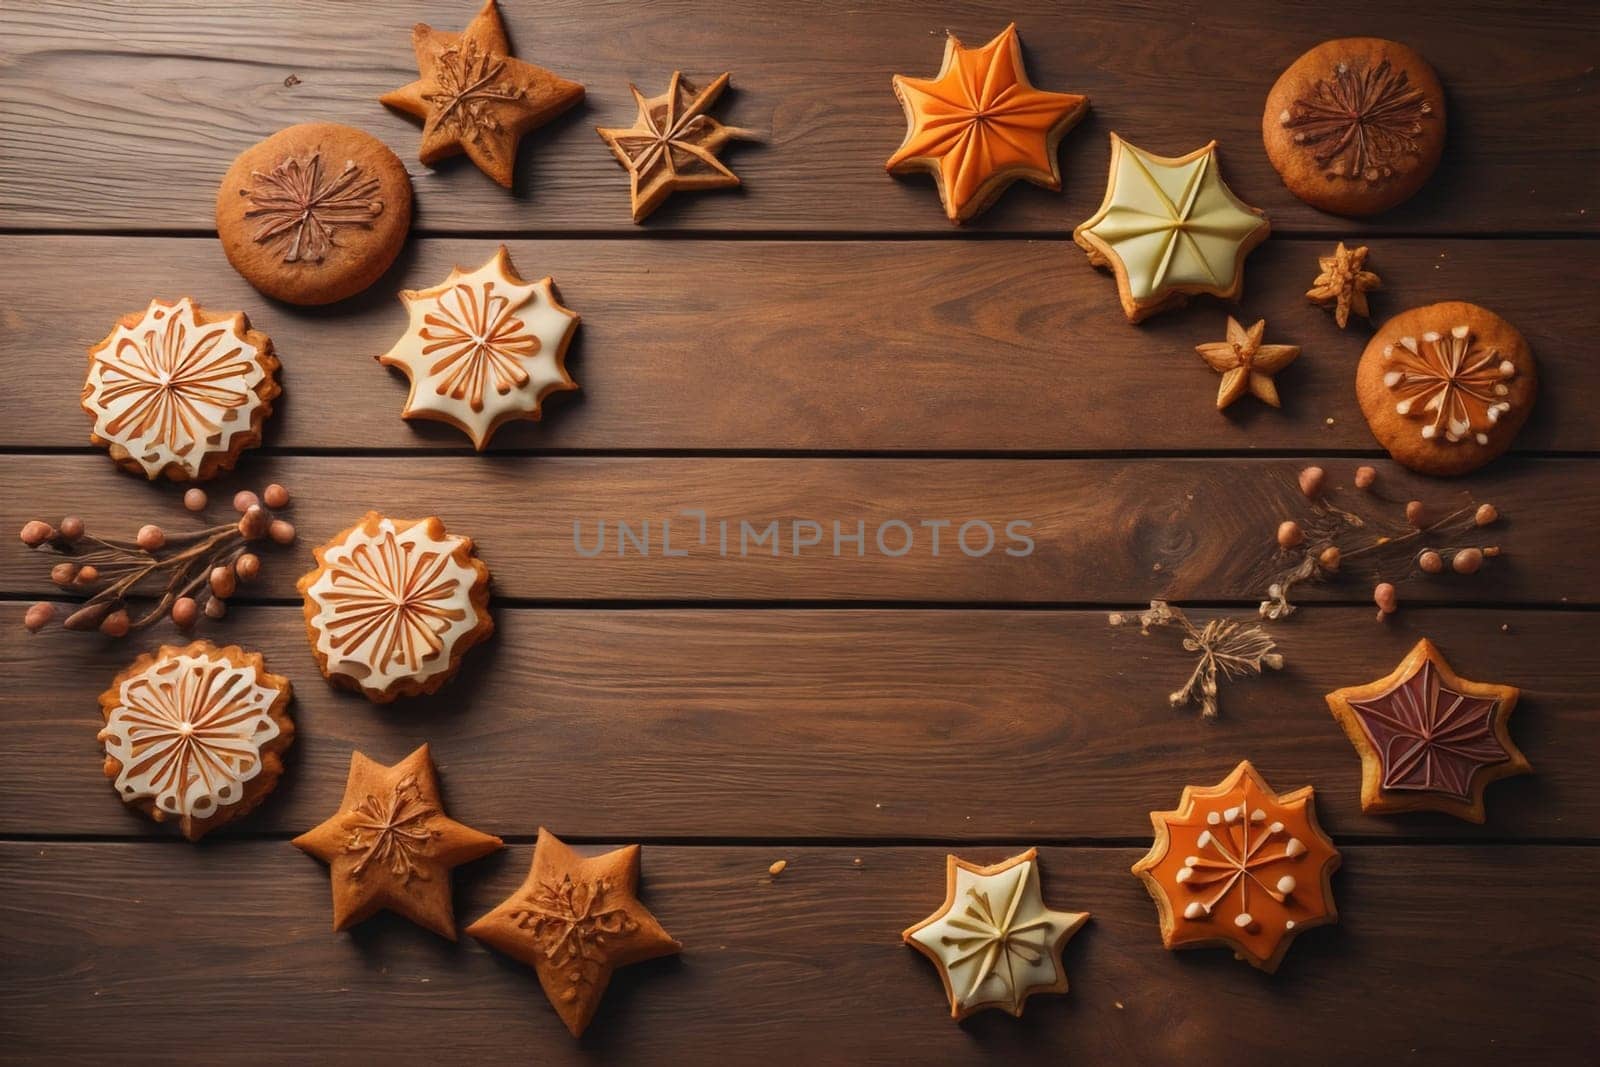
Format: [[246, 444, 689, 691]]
[[293, 744, 503, 939], [467, 828, 681, 1037], [1326, 638, 1528, 823], [1132, 760, 1340, 973], [380, 0, 584, 188], [903, 848, 1088, 1019], [1195, 316, 1300, 410], [596, 71, 753, 223], [887, 23, 1088, 224], [377, 246, 578, 449], [1307, 242, 1380, 328]]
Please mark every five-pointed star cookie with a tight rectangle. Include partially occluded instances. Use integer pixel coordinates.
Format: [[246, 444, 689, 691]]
[[886, 23, 1088, 224], [1326, 638, 1529, 823], [467, 828, 681, 1037], [380, 0, 584, 188], [596, 71, 754, 223], [1074, 135, 1270, 323], [377, 246, 578, 449], [292, 744, 503, 939], [1132, 760, 1340, 974], [1195, 316, 1300, 410], [902, 848, 1089, 1020], [1307, 242, 1381, 328]]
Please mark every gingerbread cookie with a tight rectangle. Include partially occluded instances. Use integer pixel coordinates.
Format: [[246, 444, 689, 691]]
[[597, 71, 753, 223], [96, 641, 294, 841], [1195, 317, 1299, 410], [380, 0, 584, 188], [298, 512, 493, 703], [82, 298, 280, 481], [377, 246, 578, 449], [1263, 38, 1444, 217], [293, 744, 503, 938], [1357, 301, 1537, 476], [902, 848, 1089, 1020], [1326, 638, 1529, 823], [886, 24, 1089, 224], [1074, 135, 1269, 323], [467, 828, 681, 1038], [1131, 760, 1340, 973], [216, 123, 412, 305]]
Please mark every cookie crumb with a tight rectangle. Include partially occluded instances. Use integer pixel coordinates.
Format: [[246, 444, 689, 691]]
[[1115, 1000, 1125, 1010], [768, 859, 787, 877], [283, 74, 301, 88], [1500, 623, 1510, 633], [1325, 416, 1336, 426]]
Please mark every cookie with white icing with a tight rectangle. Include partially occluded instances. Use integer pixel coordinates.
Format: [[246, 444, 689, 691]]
[[377, 246, 579, 449], [902, 848, 1089, 1020], [1356, 301, 1537, 476], [298, 512, 493, 703], [96, 641, 294, 841], [81, 298, 280, 482]]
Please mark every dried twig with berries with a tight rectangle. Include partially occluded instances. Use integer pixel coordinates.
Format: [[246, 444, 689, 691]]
[[19, 485, 296, 636], [1260, 465, 1502, 621], [1108, 600, 1283, 719]]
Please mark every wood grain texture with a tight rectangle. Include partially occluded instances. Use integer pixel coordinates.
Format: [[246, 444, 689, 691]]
[[1, 1, 1594, 235], [2, 607, 1591, 841], [2, 454, 1592, 604], [2, 235, 1595, 453], [1, 842, 1594, 1064]]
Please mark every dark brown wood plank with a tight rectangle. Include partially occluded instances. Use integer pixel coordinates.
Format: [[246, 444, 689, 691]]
[[1, 1, 1594, 235], [2, 455, 1593, 605], [2, 842, 1592, 1063], [2, 607, 1590, 840], [2, 236, 1595, 453]]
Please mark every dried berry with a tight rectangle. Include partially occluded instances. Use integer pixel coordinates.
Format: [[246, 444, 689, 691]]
[[58, 516, 85, 541], [268, 519, 296, 545], [100, 610, 131, 638], [136, 524, 166, 551], [263, 483, 290, 509], [1452, 548, 1484, 575], [1354, 466, 1377, 489], [1475, 504, 1499, 526], [238, 505, 269, 540], [209, 565, 237, 599], [1418, 550, 1444, 574], [23, 602, 53, 631], [1317, 546, 1341, 572], [1298, 466, 1325, 499], [171, 597, 199, 629], [233, 490, 260, 514], [1405, 500, 1426, 527], [204, 597, 227, 620], [1277, 520, 1304, 548], [50, 562, 78, 586], [1373, 582, 1397, 619], [75, 565, 100, 584], [19, 520, 53, 546], [184, 488, 208, 512], [235, 553, 261, 582]]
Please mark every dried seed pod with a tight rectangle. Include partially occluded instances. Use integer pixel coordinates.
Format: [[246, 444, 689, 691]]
[[233, 490, 260, 514], [1277, 521, 1304, 548], [268, 519, 296, 545], [1298, 466, 1325, 499], [63, 600, 117, 631], [1475, 504, 1499, 527], [209, 565, 237, 599], [171, 597, 199, 629], [1452, 548, 1484, 575], [1405, 500, 1426, 527], [1354, 466, 1377, 489], [23, 602, 54, 631], [58, 516, 85, 541], [19, 520, 54, 546], [235, 553, 261, 582], [184, 488, 208, 512], [1373, 582, 1398, 620], [100, 609, 131, 638], [263, 483, 290, 509], [136, 524, 166, 551], [1418, 550, 1445, 574], [1317, 546, 1341, 572]]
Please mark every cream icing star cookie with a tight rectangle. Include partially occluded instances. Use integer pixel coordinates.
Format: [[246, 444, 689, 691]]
[[902, 848, 1089, 1020], [298, 512, 493, 703], [378, 246, 578, 449], [1074, 134, 1270, 323]]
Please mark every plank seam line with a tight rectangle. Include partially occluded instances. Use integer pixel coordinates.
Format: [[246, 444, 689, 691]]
[[4, 834, 1595, 848], [5, 446, 1600, 460]]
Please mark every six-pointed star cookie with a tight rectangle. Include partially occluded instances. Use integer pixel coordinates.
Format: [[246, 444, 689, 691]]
[[887, 23, 1089, 224], [1074, 134, 1270, 323], [1195, 316, 1300, 410], [902, 848, 1089, 1020], [377, 246, 579, 449], [1326, 638, 1529, 823], [467, 828, 681, 1037], [380, 0, 584, 188], [1132, 760, 1340, 973], [1307, 242, 1381, 328], [293, 744, 503, 939], [597, 71, 753, 223]]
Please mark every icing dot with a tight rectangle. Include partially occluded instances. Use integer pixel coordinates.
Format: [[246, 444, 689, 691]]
[[1197, 830, 1213, 848], [1498, 360, 1515, 378], [1269, 821, 1284, 833], [1176, 867, 1193, 883], [1206, 811, 1221, 826], [1234, 913, 1254, 929], [1285, 920, 1297, 931], [1422, 331, 1441, 343], [1475, 433, 1489, 445], [1451, 324, 1470, 339], [1250, 808, 1266, 822], [1396, 399, 1413, 414], [1383, 370, 1403, 388], [1277, 875, 1296, 894], [1223, 805, 1241, 822], [1421, 424, 1436, 439], [1184, 902, 1206, 920], [1285, 838, 1306, 858]]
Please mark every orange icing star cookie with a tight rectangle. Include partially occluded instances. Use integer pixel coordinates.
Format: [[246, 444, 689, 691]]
[[293, 744, 503, 938], [298, 512, 493, 703], [886, 23, 1088, 224], [468, 828, 681, 1038], [1326, 638, 1529, 823], [1132, 760, 1339, 973], [377, 246, 579, 450]]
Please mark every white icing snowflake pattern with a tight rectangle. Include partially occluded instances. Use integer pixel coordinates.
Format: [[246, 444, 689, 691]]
[[1175, 802, 1308, 932], [1382, 325, 1515, 445]]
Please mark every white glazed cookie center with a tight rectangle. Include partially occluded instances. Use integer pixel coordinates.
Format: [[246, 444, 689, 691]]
[[85, 298, 266, 478], [305, 517, 483, 691], [1381, 324, 1515, 445], [101, 652, 281, 819]]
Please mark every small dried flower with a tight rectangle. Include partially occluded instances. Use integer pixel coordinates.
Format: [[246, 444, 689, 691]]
[[1298, 466, 1325, 499], [171, 597, 199, 629], [59, 516, 85, 541], [233, 490, 260, 514], [1475, 504, 1499, 526], [1452, 548, 1484, 575], [1354, 466, 1377, 489], [1111, 600, 1282, 719], [184, 488, 208, 512], [1277, 520, 1304, 548], [23, 602, 53, 631], [1373, 582, 1397, 619], [20, 520, 54, 546], [137, 524, 166, 551], [263, 483, 290, 509], [1418, 550, 1444, 574]]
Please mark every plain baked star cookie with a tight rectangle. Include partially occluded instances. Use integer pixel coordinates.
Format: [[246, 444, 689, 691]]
[[298, 512, 493, 703], [1326, 638, 1529, 823], [293, 744, 503, 938], [1195, 316, 1300, 410], [378, 246, 579, 449], [1074, 135, 1269, 323], [81, 298, 280, 482], [902, 848, 1089, 1020], [886, 23, 1089, 224]]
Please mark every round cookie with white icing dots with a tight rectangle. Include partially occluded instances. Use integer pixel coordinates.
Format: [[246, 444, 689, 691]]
[[298, 512, 493, 703], [1357, 301, 1537, 476], [217, 122, 412, 305], [96, 640, 294, 841], [81, 298, 280, 482]]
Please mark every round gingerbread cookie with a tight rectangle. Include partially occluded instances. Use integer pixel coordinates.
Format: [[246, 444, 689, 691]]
[[1357, 302, 1537, 477], [217, 122, 412, 305], [1262, 38, 1445, 217]]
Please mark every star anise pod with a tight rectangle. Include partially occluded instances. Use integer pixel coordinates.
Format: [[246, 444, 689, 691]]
[[1306, 243, 1381, 328]]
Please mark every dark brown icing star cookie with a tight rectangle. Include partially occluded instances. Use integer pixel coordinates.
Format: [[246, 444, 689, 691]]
[[216, 122, 412, 305], [1262, 37, 1445, 217]]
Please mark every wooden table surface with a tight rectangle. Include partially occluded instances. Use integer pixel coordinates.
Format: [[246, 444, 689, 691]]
[[2, 1, 1596, 1063]]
